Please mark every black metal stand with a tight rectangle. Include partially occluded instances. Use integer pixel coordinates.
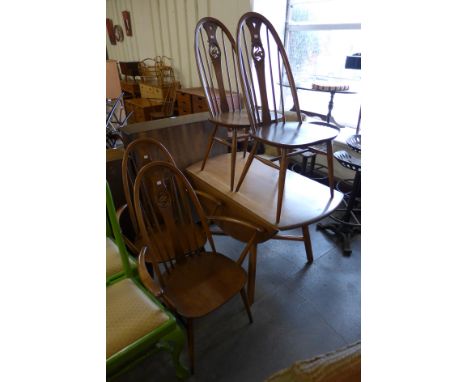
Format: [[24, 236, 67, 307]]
[[317, 171, 360, 255]]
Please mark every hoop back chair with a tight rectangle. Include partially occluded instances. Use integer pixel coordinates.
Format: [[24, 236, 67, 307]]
[[194, 17, 251, 191], [121, 138, 178, 256], [236, 12, 340, 223], [106, 182, 188, 380], [133, 161, 256, 373]]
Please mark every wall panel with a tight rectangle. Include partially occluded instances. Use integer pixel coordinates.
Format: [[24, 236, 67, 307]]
[[106, 0, 252, 87]]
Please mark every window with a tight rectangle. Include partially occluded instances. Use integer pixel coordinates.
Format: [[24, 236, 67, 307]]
[[284, 0, 361, 127], [285, 0, 361, 84]]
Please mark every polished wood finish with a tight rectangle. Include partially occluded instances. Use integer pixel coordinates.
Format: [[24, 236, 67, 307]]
[[121, 137, 176, 253], [187, 153, 344, 303], [186, 153, 343, 231], [121, 113, 228, 170], [195, 17, 250, 191], [134, 161, 255, 373], [236, 12, 339, 222]]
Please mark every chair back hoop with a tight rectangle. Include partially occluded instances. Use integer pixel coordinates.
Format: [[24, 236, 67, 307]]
[[194, 17, 244, 117], [106, 181, 132, 277], [133, 161, 215, 283], [236, 12, 301, 131], [122, 138, 177, 235]]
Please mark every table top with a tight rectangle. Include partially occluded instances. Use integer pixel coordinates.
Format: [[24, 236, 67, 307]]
[[295, 77, 359, 94], [186, 153, 343, 231]]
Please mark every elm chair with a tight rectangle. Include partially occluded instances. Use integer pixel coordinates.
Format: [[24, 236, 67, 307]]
[[133, 161, 257, 373], [106, 182, 188, 380], [121, 137, 215, 258], [194, 17, 251, 191], [235, 12, 340, 223], [120, 137, 179, 256]]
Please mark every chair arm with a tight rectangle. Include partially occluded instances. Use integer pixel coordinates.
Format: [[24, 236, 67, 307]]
[[206, 216, 263, 266], [115, 204, 140, 256], [137, 246, 163, 298]]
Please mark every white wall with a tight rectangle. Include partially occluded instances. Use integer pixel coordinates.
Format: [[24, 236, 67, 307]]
[[106, 0, 252, 88]]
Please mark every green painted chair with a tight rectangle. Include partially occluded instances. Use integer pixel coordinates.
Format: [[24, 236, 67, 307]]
[[106, 182, 189, 380], [106, 210, 136, 285]]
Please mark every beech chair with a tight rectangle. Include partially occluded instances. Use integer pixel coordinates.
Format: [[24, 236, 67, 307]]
[[133, 161, 258, 373], [235, 12, 340, 223], [194, 17, 251, 191], [106, 182, 188, 380]]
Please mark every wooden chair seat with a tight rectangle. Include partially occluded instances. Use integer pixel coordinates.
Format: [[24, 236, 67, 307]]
[[106, 278, 170, 359], [209, 110, 251, 127], [162, 252, 248, 318], [254, 121, 338, 148]]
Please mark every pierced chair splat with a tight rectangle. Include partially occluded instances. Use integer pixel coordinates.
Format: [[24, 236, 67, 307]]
[[121, 138, 206, 259], [194, 17, 251, 191], [235, 12, 340, 223], [133, 161, 256, 373]]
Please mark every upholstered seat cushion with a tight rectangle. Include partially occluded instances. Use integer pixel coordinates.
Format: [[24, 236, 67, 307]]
[[265, 342, 360, 382], [106, 238, 123, 278], [106, 278, 169, 358]]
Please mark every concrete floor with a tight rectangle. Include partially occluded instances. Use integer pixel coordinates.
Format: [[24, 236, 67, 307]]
[[112, 218, 361, 382]]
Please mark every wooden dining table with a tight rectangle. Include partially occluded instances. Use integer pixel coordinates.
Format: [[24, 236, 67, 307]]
[[186, 153, 343, 304]]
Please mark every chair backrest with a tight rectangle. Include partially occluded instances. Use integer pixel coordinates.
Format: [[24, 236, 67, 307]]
[[236, 12, 302, 130], [194, 17, 243, 117], [122, 138, 177, 237], [139, 58, 158, 82], [119, 61, 140, 82], [133, 161, 216, 285]]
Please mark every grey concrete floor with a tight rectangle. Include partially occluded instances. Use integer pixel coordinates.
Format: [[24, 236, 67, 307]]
[[112, 218, 360, 382]]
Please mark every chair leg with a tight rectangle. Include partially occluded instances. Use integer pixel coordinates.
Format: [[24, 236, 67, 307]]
[[247, 243, 257, 305], [187, 318, 195, 374], [230, 128, 237, 192], [235, 140, 258, 192], [240, 287, 253, 323], [326, 141, 335, 197], [201, 124, 219, 171], [301, 224, 314, 263], [242, 130, 249, 158], [275, 149, 288, 224]]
